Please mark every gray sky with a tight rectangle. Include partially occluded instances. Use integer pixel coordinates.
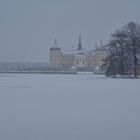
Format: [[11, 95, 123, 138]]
[[0, 0, 140, 62]]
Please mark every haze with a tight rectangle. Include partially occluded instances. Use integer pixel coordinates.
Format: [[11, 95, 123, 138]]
[[0, 0, 140, 62]]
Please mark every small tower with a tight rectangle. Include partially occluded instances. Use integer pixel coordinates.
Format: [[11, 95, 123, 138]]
[[72, 45, 74, 55], [95, 43, 98, 50], [54, 38, 57, 47], [100, 40, 103, 48]]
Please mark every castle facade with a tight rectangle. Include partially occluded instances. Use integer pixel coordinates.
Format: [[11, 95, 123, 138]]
[[49, 36, 107, 72]]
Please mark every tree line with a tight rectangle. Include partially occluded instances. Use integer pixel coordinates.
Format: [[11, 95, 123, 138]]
[[104, 22, 140, 78]]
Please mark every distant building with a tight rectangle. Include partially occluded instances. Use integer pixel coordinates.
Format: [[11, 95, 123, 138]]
[[49, 36, 107, 72], [0, 62, 48, 72]]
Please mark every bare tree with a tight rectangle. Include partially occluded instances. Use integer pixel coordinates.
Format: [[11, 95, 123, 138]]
[[123, 22, 140, 78], [106, 30, 131, 76], [106, 22, 140, 78], [111, 30, 128, 75]]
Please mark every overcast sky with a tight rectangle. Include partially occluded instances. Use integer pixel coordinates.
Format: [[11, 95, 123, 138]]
[[0, 0, 140, 62]]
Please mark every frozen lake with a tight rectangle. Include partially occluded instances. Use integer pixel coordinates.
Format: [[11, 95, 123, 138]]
[[0, 74, 140, 140]]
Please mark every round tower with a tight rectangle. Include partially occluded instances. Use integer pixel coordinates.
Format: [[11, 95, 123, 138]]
[[50, 39, 62, 70]]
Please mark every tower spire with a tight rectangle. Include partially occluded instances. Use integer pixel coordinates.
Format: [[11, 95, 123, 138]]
[[100, 40, 103, 47], [54, 38, 57, 47], [77, 34, 82, 51]]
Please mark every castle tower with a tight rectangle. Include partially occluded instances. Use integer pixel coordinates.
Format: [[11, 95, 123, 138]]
[[75, 35, 87, 69], [49, 39, 62, 70]]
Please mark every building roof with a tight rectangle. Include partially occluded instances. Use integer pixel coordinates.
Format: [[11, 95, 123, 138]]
[[50, 47, 61, 51]]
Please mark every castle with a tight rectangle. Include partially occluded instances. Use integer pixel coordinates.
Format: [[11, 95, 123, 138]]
[[49, 35, 107, 72]]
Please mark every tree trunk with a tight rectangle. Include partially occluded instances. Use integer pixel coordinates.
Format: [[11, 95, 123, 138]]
[[133, 55, 137, 78]]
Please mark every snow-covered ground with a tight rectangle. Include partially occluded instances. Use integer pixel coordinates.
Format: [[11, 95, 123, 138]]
[[0, 74, 140, 140]]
